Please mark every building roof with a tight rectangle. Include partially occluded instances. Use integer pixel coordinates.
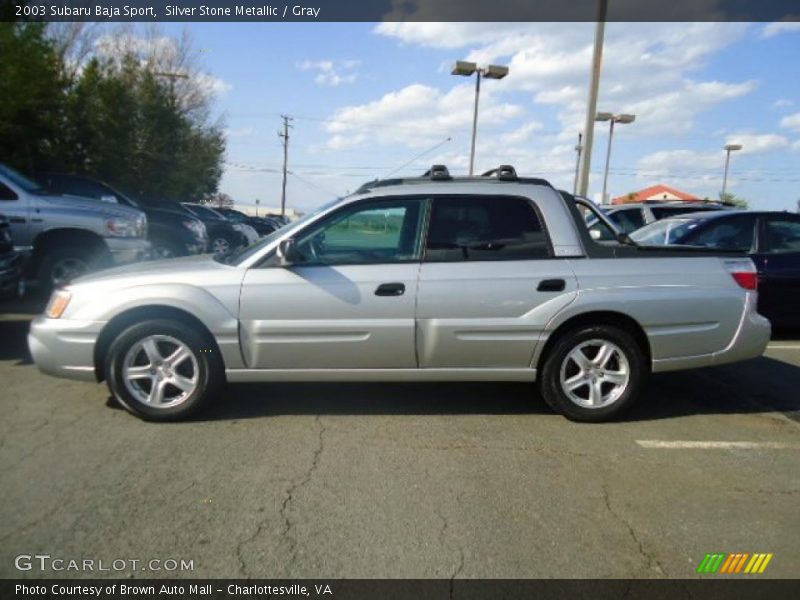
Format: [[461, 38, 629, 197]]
[[612, 184, 700, 205]]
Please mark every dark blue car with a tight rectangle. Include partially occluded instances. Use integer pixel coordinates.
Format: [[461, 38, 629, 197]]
[[631, 210, 800, 328]]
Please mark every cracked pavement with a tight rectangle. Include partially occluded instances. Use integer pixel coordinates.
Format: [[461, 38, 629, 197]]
[[1, 295, 799, 579]]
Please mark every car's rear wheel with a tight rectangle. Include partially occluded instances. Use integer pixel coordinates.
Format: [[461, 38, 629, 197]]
[[540, 324, 646, 422], [105, 319, 223, 421]]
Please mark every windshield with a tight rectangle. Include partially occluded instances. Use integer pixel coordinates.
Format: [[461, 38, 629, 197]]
[[0, 164, 47, 194], [223, 197, 342, 265], [630, 218, 699, 245]]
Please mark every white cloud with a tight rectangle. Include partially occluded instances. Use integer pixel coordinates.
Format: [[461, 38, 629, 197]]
[[760, 21, 800, 38], [780, 112, 800, 133], [772, 98, 794, 110], [299, 59, 360, 86], [725, 133, 790, 154], [323, 83, 524, 150]]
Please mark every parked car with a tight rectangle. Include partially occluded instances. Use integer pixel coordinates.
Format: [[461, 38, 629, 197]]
[[179, 202, 248, 256], [587, 201, 731, 240], [28, 165, 769, 422], [0, 163, 149, 289], [631, 210, 800, 328], [36, 173, 208, 259], [0, 214, 24, 299], [266, 213, 291, 227], [214, 207, 279, 237]]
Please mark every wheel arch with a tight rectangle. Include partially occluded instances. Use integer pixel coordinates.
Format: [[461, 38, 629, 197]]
[[535, 310, 651, 374], [93, 305, 224, 382], [32, 228, 109, 266]]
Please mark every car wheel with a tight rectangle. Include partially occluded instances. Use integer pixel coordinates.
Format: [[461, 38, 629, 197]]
[[210, 235, 233, 257], [540, 324, 646, 422], [38, 247, 101, 291], [105, 319, 223, 421], [150, 239, 186, 260]]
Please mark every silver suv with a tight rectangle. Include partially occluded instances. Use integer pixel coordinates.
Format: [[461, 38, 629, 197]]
[[28, 166, 770, 422]]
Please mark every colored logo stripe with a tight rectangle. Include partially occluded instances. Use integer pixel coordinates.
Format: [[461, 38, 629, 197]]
[[697, 553, 773, 574]]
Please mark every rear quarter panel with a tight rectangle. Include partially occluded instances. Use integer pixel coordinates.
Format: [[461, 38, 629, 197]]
[[557, 257, 746, 360]]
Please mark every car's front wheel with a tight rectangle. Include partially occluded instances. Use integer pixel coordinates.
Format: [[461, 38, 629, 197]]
[[105, 319, 223, 421], [540, 324, 647, 422]]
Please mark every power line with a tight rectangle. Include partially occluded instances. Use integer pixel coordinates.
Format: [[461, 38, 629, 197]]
[[384, 137, 452, 179]]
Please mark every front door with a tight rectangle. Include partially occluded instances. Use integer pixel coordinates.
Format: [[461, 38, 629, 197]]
[[756, 215, 800, 328], [239, 197, 426, 369]]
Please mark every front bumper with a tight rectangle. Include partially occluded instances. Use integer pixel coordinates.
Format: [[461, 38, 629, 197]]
[[106, 237, 151, 265], [28, 316, 104, 381]]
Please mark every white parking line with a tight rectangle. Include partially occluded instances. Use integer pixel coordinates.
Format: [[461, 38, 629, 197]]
[[767, 343, 800, 350], [636, 440, 800, 449]]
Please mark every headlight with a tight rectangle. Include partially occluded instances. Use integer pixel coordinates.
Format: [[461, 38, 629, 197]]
[[45, 289, 72, 319], [105, 218, 138, 238], [183, 219, 207, 241]]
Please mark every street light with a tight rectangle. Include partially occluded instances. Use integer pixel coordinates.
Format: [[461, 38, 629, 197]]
[[721, 143, 742, 198], [596, 112, 636, 205], [451, 60, 509, 176]]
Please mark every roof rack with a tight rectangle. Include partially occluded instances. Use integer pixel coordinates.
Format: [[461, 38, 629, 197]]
[[354, 164, 551, 194]]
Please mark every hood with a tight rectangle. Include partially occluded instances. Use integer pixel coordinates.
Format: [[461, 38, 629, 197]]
[[44, 193, 145, 220], [70, 254, 232, 287]]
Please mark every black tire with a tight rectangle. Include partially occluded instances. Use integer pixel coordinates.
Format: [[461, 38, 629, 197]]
[[149, 238, 187, 260], [38, 246, 104, 291], [105, 319, 223, 421], [209, 233, 236, 257], [540, 324, 647, 422]]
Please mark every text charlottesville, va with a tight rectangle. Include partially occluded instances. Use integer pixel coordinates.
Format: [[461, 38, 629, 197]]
[[165, 5, 322, 17]]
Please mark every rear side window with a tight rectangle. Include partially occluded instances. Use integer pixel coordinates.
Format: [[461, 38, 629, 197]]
[[607, 208, 645, 232], [424, 195, 550, 262], [651, 206, 710, 219]]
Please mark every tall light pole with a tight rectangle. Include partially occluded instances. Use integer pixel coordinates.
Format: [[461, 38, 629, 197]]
[[573, 132, 583, 195], [577, 0, 609, 197], [721, 143, 742, 199], [596, 112, 635, 205], [451, 61, 509, 175]]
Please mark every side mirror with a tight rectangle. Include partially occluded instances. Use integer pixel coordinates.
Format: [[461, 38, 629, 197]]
[[276, 238, 299, 266]]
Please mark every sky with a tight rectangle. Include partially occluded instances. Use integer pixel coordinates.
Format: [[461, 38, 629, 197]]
[[153, 21, 800, 213]]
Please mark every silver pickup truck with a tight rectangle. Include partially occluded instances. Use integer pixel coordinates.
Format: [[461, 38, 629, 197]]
[[28, 165, 770, 422], [0, 164, 149, 288]]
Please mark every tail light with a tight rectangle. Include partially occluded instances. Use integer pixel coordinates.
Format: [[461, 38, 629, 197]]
[[724, 258, 758, 291]]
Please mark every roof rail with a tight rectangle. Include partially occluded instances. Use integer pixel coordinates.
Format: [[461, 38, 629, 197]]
[[421, 164, 452, 180], [481, 165, 518, 181], [354, 163, 552, 194]]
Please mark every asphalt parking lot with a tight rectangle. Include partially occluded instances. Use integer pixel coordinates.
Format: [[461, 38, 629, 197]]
[[1, 293, 799, 580]]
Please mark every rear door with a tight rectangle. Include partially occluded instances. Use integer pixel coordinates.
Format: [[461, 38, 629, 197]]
[[416, 194, 578, 369], [756, 214, 800, 327], [239, 197, 426, 369]]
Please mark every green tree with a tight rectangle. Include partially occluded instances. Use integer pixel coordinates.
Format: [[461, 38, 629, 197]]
[[719, 192, 749, 209], [0, 22, 65, 173]]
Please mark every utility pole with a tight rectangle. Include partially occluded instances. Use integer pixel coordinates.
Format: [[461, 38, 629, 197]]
[[573, 132, 583, 195], [578, 0, 609, 197], [278, 114, 293, 217]]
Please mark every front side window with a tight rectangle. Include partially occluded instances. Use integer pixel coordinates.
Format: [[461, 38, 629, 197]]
[[424, 195, 550, 262], [683, 216, 756, 251], [293, 198, 425, 265], [764, 218, 800, 253]]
